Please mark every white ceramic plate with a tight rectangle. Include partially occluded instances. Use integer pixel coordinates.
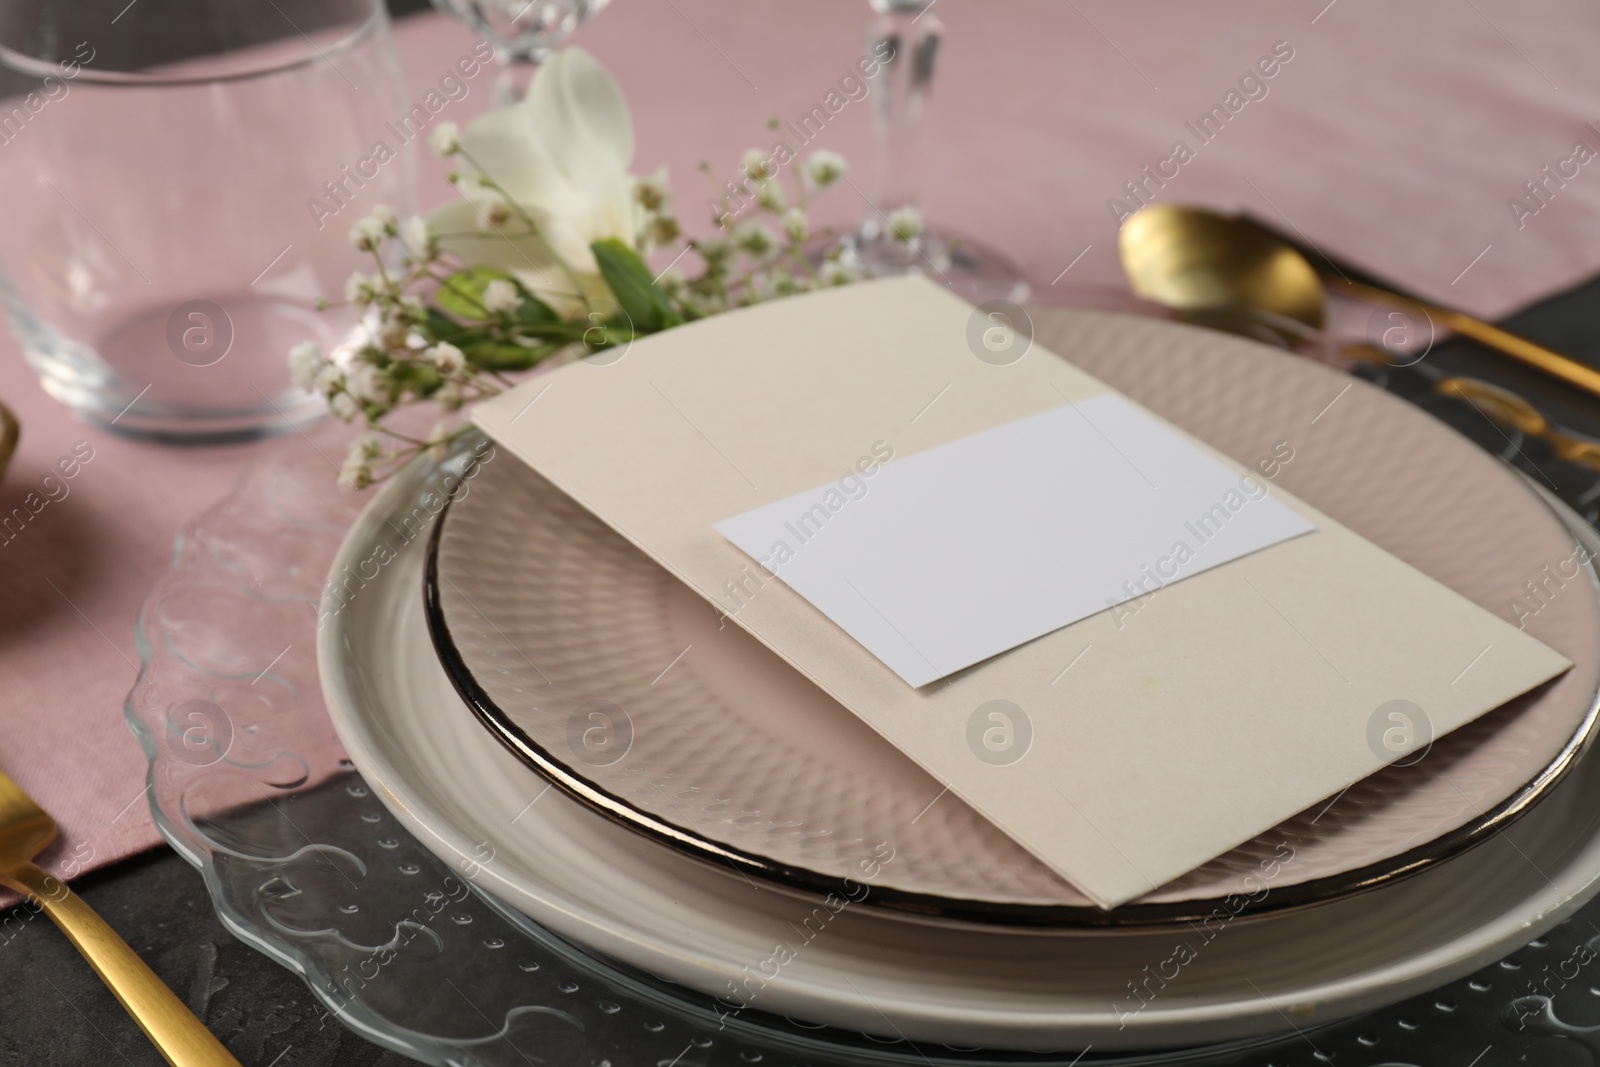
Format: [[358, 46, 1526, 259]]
[[322, 309, 1600, 1050]]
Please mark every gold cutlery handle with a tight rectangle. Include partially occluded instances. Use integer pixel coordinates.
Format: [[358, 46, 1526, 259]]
[[7, 862, 242, 1067], [1330, 276, 1600, 401]]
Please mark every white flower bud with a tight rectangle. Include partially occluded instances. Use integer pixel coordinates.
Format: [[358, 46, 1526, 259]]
[[734, 220, 778, 258], [741, 149, 773, 181], [781, 206, 809, 244], [886, 205, 924, 242], [804, 150, 846, 189], [755, 180, 785, 212], [426, 341, 467, 376], [429, 121, 460, 158], [481, 279, 521, 314]]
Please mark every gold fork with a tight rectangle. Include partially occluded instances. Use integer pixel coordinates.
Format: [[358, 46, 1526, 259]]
[[0, 767, 241, 1066]]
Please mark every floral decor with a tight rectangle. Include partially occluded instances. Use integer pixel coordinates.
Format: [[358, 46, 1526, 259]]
[[288, 47, 910, 489]]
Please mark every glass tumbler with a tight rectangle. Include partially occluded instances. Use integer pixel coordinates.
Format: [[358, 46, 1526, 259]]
[[0, 0, 413, 441]]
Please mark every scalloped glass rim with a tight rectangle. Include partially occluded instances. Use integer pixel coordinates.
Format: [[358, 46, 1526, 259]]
[[126, 428, 1277, 1066]]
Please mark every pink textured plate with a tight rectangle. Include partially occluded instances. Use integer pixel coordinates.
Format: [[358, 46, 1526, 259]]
[[427, 308, 1600, 927]]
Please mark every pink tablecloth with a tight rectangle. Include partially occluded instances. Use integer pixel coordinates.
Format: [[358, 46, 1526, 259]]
[[6, 0, 1600, 890]]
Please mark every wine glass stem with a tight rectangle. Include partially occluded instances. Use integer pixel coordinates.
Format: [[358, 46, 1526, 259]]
[[493, 54, 540, 105], [866, 2, 942, 221]]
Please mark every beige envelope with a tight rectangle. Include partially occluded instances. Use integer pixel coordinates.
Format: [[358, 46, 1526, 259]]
[[473, 275, 1570, 909]]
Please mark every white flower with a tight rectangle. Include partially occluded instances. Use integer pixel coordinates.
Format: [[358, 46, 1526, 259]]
[[344, 271, 373, 304], [348, 363, 390, 406], [733, 220, 778, 258], [427, 47, 643, 304], [804, 150, 846, 189], [337, 452, 372, 491], [741, 148, 773, 181], [633, 165, 670, 212], [781, 206, 808, 245], [481, 278, 521, 314], [348, 210, 390, 252], [886, 205, 924, 242], [288, 341, 323, 390], [429, 121, 461, 158], [312, 363, 344, 398], [329, 391, 360, 420], [434, 382, 466, 411], [820, 259, 862, 286], [401, 216, 432, 257], [696, 235, 732, 267], [427, 341, 467, 376], [754, 179, 785, 212], [351, 432, 384, 461]]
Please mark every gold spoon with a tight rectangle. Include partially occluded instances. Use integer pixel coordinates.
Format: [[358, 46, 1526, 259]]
[[0, 766, 242, 1065], [1118, 204, 1600, 402]]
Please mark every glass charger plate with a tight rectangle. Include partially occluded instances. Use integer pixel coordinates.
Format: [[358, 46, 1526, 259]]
[[125, 325, 1600, 1065], [128, 407, 1600, 1066]]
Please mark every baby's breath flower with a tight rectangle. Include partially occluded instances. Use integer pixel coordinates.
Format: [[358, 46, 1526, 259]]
[[886, 205, 924, 243], [352, 432, 384, 461], [348, 363, 391, 406], [312, 363, 344, 398], [329, 391, 360, 421], [755, 180, 785, 212], [804, 150, 846, 189], [434, 382, 466, 411], [401, 216, 433, 258], [734, 220, 778, 258], [820, 259, 862, 286], [740, 148, 773, 181], [345, 271, 373, 305], [657, 268, 685, 297], [633, 165, 671, 212], [288, 341, 323, 391], [481, 279, 521, 314], [427, 341, 467, 376], [646, 214, 681, 248], [696, 235, 732, 269], [349, 216, 386, 252], [337, 449, 373, 491], [429, 121, 460, 158], [781, 206, 809, 245]]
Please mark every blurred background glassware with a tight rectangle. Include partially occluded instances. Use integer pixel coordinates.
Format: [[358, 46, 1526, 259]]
[[0, 0, 412, 442], [429, 0, 611, 103], [846, 0, 1029, 304]]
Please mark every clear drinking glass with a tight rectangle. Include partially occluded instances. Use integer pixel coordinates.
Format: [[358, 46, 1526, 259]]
[[0, 0, 413, 441], [850, 0, 1029, 304], [430, 0, 611, 103]]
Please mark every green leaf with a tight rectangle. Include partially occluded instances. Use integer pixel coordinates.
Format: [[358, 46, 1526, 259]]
[[516, 290, 560, 325], [591, 237, 681, 333], [465, 340, 554, 372], [581, 320, 635, 354], [436, 266, 516, 320], [425, 308, 468, 342]]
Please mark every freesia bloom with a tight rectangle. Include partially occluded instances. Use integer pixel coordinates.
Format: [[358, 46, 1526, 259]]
[[427, 47, 643, 311]]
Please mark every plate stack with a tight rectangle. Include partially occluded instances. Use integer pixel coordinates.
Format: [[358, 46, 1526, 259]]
[[320, 306, 1600, 1051]]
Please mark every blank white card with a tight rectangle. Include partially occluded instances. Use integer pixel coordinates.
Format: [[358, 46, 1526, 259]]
[[714, 395, 1316, 687]]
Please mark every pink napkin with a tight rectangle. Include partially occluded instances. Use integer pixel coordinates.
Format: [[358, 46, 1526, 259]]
[[3, 0, 1600, 900]]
